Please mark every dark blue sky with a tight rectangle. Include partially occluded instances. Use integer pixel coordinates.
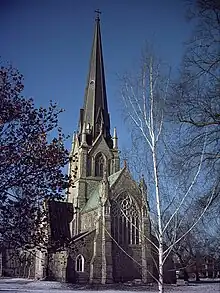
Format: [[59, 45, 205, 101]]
[[0, 0, 193, 151]]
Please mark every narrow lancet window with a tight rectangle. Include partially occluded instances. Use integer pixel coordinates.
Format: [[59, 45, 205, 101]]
[[95, 153, 104, 177], [75, 254, 84, 272]]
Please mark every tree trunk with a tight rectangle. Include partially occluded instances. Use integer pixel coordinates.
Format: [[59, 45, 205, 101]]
[[158, 239, 164, 293], [152, 149, 164, 293], [195, 252, 200, 281]]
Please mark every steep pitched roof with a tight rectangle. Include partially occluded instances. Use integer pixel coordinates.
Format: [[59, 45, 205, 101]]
[[81, 182, 100, 213], [47, 200, 73, 246], [108, 168, 124, 188], [81, 169, 124, 213]]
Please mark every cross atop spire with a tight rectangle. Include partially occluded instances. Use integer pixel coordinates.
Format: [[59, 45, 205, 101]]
[[95, 9, 101, 21]]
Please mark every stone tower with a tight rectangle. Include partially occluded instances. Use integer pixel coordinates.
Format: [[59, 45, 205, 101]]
[[67, 14, 120, 233], [66, 14, 121, 284]]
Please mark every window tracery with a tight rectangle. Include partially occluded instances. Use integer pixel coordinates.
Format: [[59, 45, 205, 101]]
[[112, 192, 140, 245]]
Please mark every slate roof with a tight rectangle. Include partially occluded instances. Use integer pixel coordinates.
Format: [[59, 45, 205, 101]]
[[108, 169, 124, 188], [47, 200, 73, 245], [69, 230, 95, 243], [81, 168, 124, 213], [47, 200, 96, 248], [81, 183, 100, 213]]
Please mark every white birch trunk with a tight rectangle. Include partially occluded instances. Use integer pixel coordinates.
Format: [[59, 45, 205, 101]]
[[149, 55, 164, 293], [120, 47, 211, 293], [152, 149, 164, 293]]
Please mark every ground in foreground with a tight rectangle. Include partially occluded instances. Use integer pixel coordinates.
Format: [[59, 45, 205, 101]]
[[0, 278, 219, 292]]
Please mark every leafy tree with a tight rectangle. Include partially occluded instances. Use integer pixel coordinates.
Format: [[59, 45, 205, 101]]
[[0, 63, 70, 250]]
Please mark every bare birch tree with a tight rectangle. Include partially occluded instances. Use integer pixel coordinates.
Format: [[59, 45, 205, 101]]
[[119, 46, 214, 292]]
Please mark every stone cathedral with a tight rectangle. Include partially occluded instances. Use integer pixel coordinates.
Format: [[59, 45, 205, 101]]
[[2, 15, 175, 284], [49, 15, 154, 284]]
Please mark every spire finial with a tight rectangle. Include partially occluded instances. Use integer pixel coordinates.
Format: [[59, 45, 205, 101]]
[[113, 127, 118, 149], [95, 9, 101, 21]]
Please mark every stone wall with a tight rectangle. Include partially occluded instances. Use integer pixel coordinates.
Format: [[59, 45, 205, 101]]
[[48, 231, 95, 283], [89, 214, 113, 284], [67, 231, 95, 283], [112, 244, 142, 282], [81, 209, 98, 232], [34, 250, 46, 280], [48, 251, 68, 282]]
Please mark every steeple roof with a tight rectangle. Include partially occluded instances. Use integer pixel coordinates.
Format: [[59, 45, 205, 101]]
[[78, 14, 112, 147]]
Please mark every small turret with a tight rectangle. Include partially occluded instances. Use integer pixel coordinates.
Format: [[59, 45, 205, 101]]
[[70, 132, 76, 154], [113, 127, 118, 149], [81, 123, 88, 147]]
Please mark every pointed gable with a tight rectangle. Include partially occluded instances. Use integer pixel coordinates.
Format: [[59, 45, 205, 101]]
[[88, 134, 113, 158], [110, 167, 143, 204]]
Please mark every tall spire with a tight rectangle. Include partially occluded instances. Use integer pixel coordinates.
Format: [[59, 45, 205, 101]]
[[78, 12, 112, 147]]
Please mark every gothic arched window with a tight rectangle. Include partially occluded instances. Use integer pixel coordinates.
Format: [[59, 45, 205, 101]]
[[95, 153, 105, 177], [87, 157, 91, 176], [75, 254, 84, 272], [112, 193, 140, 245]]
